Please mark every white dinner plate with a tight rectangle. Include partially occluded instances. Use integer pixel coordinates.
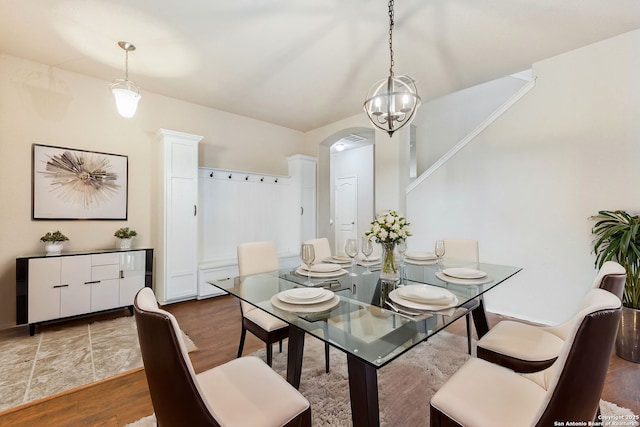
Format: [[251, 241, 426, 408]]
[[405, 251, 437, 261], [271, 294, 340, 313], [300, 262, 342, 273], [277, 289, 335, 305], [283, 287, 325, 300], [295, 267, 348, 278], [397, 284, 455, 304], [442, 267, 487, 279], [357, 259, 381, 267], [435, 271, 493, 286], [389, 289, 458, 311]]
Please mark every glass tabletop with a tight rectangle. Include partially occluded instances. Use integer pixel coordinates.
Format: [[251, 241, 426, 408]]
[[210, 261, 521, 369]]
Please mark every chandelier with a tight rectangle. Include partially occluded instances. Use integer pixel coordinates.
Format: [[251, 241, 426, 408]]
[[110, 41, 141, 118], [363, 0, 421, 137]]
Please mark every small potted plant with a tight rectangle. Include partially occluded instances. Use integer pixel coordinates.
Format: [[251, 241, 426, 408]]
[[40, 230, 69, 255], [114, 227, 137, 250]]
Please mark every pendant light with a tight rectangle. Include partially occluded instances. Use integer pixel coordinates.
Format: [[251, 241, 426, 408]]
[[363, 0, 421, 137], [110, 41, 141, 118]]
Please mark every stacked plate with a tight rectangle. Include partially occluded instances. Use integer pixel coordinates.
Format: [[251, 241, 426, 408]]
[[325, 255, 352, 265], [389, 284, 458, 311], [404, 251, 437, 265], [435, 267, 493, 285], [357, 255, 381, 267], [271, 288, 340, 313], [296, 262, 348, 278]]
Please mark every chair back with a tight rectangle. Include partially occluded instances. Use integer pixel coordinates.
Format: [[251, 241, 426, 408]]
[[527, 289, 622, 425], [442, 239, 479, 263], [304, 237, 332, 262], [591, 260, 626, 300], [134, 288, 220, 426], [237, 241, 279, 276]]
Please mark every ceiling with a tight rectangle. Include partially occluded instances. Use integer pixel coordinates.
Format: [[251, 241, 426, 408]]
[[2, 0, 640, 132]]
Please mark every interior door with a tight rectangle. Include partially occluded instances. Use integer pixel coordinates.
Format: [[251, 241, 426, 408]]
[[335, 176, 358, 255]]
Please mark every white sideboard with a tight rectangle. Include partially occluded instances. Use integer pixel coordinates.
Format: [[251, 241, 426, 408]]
[[16, 248, 153, 335]]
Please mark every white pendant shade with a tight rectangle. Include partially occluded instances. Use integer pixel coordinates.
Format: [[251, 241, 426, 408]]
[[111, 41, 141, 118], [111, 83, 141, 118]]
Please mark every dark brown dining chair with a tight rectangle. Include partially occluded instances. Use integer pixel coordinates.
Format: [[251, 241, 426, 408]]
[[476, 261, 626, 372], [134, 287, 311, 427], [430, 288, 622, 426]]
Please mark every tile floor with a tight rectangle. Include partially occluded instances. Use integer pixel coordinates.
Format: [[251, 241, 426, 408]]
[[0, 316, 142, 412]]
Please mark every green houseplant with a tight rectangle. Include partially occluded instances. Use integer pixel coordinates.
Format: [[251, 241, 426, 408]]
[[114, 227, 137, 249], [591, 210, 640, 363], [40, 230, 69, 254]]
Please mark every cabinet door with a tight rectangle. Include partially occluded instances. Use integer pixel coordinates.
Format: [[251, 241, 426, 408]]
[[28, 258, 61, 323], [166, 141, 198, 300], [91, 256, 120, 312], [60, 256, 92, 318], [119, 251, 146, 306]]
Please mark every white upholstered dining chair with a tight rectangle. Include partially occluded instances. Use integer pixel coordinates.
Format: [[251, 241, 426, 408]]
[[304, 237, 333, 262], [236, 241, 289, 367], [237, 241, 330, 372], [442, 239, 479, 264], [430, 288, 622, 427], [441, 238, 479, 354], [476, 261, 626, 372]]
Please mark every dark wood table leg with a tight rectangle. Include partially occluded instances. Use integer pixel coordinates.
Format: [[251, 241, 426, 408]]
[[471, 296, 490, 339], [286, 326, 305, 389], [347, 354, 380, 427]]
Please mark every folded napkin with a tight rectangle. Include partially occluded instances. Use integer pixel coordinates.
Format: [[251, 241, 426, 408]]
[[405, 251, 437, 261]]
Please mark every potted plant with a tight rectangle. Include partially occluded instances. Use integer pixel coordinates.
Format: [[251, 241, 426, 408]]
[[40, 230, 69, 255], [592, 210, 640, 363], [114, 227, 137, 250]]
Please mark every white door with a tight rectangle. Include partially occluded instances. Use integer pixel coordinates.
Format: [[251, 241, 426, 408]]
[[60, 255, 91, 318], [335, 176, 358, 255], [28, 258, 62, 323]]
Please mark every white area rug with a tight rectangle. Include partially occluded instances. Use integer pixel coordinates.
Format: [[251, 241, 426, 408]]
[[127, 332, 637, 426]]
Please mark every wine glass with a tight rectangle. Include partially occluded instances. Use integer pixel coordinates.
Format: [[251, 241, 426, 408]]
[[345, 239, 358, 276], [300, 243, 315, 285], [397, 239, 407, 283], [435, 240, 445, 265], [360, 237, 374, 275]]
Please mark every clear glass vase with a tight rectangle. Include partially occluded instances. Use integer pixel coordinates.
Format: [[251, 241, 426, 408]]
[[380, 241, 399, 282]]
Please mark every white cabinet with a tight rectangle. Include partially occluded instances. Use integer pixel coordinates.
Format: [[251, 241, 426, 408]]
[[16, 249, 153, 335], [288, 155, 317, 244], [157, 129, 203, 304]]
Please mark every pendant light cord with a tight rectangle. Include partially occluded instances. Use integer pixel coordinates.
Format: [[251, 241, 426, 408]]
[[388, 0, 395, 77]]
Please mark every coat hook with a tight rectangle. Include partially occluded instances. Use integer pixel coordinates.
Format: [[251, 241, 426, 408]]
[[228, 174, 232, 179], [260, 177, 264, 182], [275, 178, 278, 183], [245, 176, 249, 181], [210, 172, 213, 178]]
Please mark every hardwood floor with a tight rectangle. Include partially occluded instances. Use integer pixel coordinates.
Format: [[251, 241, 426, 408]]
[[0, 295, 637, 426]]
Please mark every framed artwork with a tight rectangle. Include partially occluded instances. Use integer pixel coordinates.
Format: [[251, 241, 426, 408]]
[[32, 144, 128, 220]]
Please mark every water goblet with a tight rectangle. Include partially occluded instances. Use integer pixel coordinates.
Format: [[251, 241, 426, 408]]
[[435, 240, 445, 265], [397, 239, 407, 283], [345, 239, 358, 276], [361, 237, 374, 275], [300, 243, 315, 285]]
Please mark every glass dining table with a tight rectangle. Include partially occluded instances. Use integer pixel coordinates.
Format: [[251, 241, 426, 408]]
[[210, 259, 521, 427]]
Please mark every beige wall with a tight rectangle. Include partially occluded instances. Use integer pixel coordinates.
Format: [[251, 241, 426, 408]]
[[0, 54, 309, 329], [407, 29, 640, 324]]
